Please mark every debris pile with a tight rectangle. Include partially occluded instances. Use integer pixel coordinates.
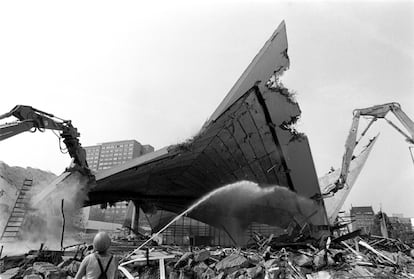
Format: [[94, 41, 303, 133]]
[[1, 232, 414, 279], [115, 233, 414, 279], [0, 243, 88, 279], [158, 239, 413, 278]]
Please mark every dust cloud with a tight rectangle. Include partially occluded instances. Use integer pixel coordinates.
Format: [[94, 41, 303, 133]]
[[8, 171, 89, 253]]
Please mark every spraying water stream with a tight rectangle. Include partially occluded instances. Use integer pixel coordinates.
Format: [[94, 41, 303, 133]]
[[124, 180, 321, 259], [124, 182, 247, 258]]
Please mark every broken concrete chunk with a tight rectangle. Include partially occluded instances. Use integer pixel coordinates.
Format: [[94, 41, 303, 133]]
[[215, 271, 225, 279], [348, 265, 374, 277], [293, 254, 313, 267], [215, 254, 249, 272], [193, 262, 209, 278], [0, 267, 20, 279], [263, 259, 277, 270], [246, 254, 262, 265], [201, 267, 215, 279], [226, 268, 244, 279], [194, 249, 211, 262], [62, 261, 80, 276], [312, 250, 335, 269], [306, 270, 332, 279], [174, 252, 194, 268], [32, 262, 62, 279], [23, 274, 43, 279], [245, 266, 263, 279]]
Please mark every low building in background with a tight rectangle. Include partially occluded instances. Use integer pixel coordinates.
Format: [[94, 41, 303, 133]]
[[371, 211, 413, 244], [83, 140, 154, 232], [350, 206, 375, 234], [143, 208, 285, 246], [388, 214, 413, 242]]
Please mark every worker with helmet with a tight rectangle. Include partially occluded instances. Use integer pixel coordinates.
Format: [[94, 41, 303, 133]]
[[75, 232, 119, 279]]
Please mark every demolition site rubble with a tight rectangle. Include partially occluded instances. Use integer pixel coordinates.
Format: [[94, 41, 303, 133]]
[[1, 19, 414, 279], [1, 232, 414, 279]]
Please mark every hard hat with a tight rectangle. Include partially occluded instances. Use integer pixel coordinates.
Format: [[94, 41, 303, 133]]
[[93, 232, 111, 253]]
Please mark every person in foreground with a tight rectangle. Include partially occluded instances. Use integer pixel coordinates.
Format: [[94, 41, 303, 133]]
[[75, 232, 119, 279]]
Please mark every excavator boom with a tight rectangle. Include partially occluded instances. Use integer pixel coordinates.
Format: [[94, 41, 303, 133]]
[[0, 105, 92, 177], [354, 102, 414, 143], [0, 105, 95, 241], [0, 120, 37, 141], [333, 102, 414, 195]]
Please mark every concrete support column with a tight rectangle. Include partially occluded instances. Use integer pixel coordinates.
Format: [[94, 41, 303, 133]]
[[131, 201, 140, 233]]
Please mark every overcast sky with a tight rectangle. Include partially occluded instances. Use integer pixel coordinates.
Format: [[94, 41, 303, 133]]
[[0, 1, 413, 217]]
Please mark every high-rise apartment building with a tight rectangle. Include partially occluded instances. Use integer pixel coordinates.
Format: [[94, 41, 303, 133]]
[[85, 140, 154, 171], [83, 140, 154, 228]]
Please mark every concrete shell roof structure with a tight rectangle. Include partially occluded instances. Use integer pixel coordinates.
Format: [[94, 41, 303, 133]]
[[88, 21, 329, 233]]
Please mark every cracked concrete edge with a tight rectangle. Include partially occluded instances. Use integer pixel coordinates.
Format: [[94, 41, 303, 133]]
[[206, 21, 289, 127]]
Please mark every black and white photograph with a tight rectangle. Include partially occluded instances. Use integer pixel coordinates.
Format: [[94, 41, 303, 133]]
[[0, 1, 413, 278]]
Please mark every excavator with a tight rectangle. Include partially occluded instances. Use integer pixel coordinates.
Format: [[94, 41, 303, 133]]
[[0, 105, 95, 241], [0, 105, 92, 177], [324, 102, 414, 196]]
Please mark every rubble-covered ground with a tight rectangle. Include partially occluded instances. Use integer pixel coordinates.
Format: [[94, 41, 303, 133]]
[[1, 233, 413, 279]]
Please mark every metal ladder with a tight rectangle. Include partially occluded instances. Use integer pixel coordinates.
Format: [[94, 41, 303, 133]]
[[1, 178, 33, 242]]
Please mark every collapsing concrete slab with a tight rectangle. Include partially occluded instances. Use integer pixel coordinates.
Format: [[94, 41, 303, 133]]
[[319, 136, 378, 224], [88, 21, 329, 239]]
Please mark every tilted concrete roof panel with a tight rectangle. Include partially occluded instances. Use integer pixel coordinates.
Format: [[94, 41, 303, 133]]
[[88, 21, 329, 232]]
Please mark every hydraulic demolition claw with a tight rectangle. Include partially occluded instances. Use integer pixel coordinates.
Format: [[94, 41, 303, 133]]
[[0, 105, 93, 179]]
